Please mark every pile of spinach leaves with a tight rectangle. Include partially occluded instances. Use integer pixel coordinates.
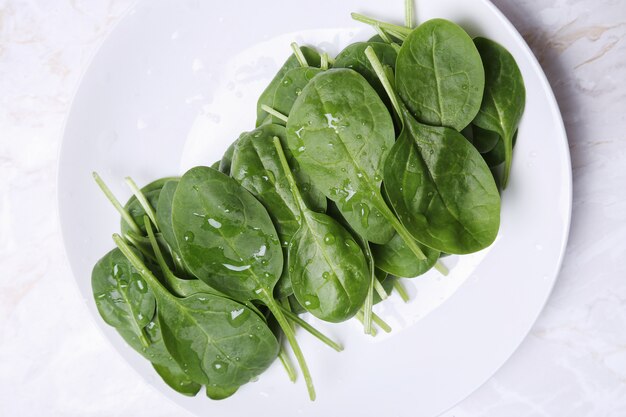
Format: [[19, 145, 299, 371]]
[[90, 0, 524, 402]]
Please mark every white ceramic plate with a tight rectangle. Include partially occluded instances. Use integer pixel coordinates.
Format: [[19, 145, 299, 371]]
[[58, 0, 571, 416]]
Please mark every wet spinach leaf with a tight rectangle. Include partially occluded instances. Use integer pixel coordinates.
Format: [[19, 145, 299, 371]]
[[231, 123, 326, 299], [171, 166, 316, 399], [334, 42, 398, 111], [114, 236, 279, 391], [274, 137, 370, 322], [384, 104, 501, 254], [256, 46, 322, 126], [271, 67, 323, 125], [92, 248, 200, 396], [396, 19, 484, 131], [285, 69, 398, 244]]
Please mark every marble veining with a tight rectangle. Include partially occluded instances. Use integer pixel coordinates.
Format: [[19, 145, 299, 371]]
[[1, 0, 625, 415]]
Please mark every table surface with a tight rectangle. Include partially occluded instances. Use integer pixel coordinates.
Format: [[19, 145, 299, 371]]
[[1, 0, 625, 416]]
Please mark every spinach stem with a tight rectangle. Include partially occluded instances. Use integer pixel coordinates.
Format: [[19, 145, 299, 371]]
[[290, 42, 309, 67], [320, 52, 329, 71], [362, 243, 375, 334], [371, 312, 392, 333], [264, 297, 316, 400], [123, 232, 157, 263], [404, 0, 414, 28], [260, 104, 289, 123], [278, 346, 297, 383], [373, 25, 392, 43], [92, 172, 142, 235], [143, 216, 189, 297], [279, 306, 344, 352], [272, 137, 308, 215], [386, 28, 408, 42], [373, 278, 388, 301], [112, 233, 174, 348], [393, 279, 410, 302], [355, 311, 377, 336], [502, 135, 513, 188], [364, 46, 403, 118], [279, 298, 296, 332], [125, 177, 159, 231], [351, 13, 411, 39], [434, 260, 449, 275]]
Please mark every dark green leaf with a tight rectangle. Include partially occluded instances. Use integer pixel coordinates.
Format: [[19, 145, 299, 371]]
[[384, 105, 501, 254], [286, 69, 395, 244], [256, 46, 322, 126], [396, 19, 484, 131], [472, 37, 525, 187]]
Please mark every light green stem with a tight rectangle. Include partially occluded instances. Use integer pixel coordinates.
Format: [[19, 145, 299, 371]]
[[502, 134, 513, 189], [264, 297, 315, 400], [373, 24, 392, 43], [291, 42, 309, 67], [261, 104, 289, 123], [125, 177, 158, 230], [355, 311, 378, 337], [278, 346, 297, 383], [393, 279, 410, 302], [373, 278, 388, 300], [405, 0, 414, 28], [321, 52, 329, 70], [365, 46, 403, 118], [93, 172, 142, 235], [351, 13, 411, 39], [279, 306, 343, 352], [362, 243, 376, 334], [372, 312, 392, 333]]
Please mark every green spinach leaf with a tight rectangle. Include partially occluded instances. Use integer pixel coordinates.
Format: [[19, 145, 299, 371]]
[[472, 37, 525, 188], [114, 236, 279, 391], [371, 233, 439, 278], [171, 166, 316, 399], [395, 19, 484, 131], [274, 137, 370, 322], [256, 46, 321, 126]]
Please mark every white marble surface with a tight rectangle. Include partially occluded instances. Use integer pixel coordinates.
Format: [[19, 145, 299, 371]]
[[1, 0, 625, 415]]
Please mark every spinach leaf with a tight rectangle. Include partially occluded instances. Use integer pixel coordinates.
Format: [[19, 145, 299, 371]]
[[472, 37, 525, 188], [92, 248, 200, 396], [334, 42, 398, 112], [384, 105, 501, 254], [481, 129, 518, 168], [156, 180, 180, 252], [285, 68, 399, 245], [395, 19, 485, 131], [171, 166, 316, 399], [270, 67, 323, 126], [371, 233, 439, 278], [231, 124, 326, 299], [366, 45, 500, 254], [471, 124, 500, 154], [218, 139, 238, 175], [114, 235, 279, 391], [274, 137, 370, 323], [92, 248, 155, 345], [256, 46, 321, 126], [205, 384, 239, 400]]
